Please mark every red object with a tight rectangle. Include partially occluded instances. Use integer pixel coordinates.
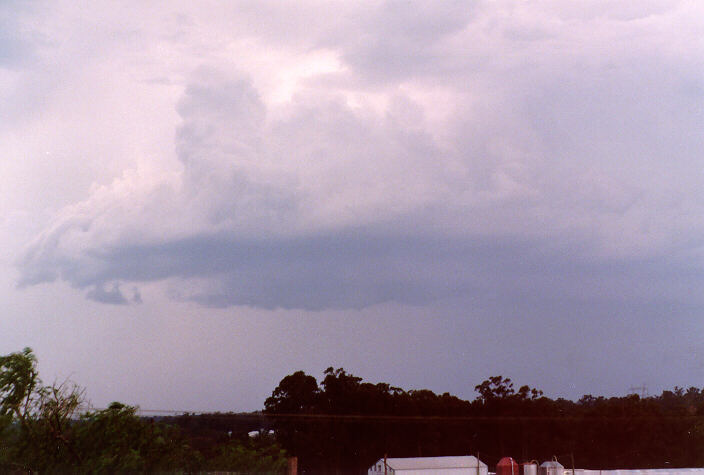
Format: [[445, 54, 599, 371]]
[[497, 457, 520, 475]]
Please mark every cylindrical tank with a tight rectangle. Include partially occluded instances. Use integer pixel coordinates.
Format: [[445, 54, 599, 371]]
[[497, 457, 519, 475], [538, 460, 564, 475], [521, 461, 538, 475]]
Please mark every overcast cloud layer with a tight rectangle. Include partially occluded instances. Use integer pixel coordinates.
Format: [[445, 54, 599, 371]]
[[2, 0, 704, 409]]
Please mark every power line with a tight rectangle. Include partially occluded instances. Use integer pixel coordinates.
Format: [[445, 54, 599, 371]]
[[120, 411, 704, 422]]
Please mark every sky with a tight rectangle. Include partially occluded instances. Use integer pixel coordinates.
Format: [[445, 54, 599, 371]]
[[2, 0, 704, 412]]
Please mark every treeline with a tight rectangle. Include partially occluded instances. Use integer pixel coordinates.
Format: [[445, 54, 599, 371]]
[[262, 369, 704, 473], [3, 348, 704, 473], [0, 348, 287, 472]]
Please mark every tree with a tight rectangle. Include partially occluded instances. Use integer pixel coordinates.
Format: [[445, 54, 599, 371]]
[[474, 376, 543, 404], [21, 380, 86, 468], [204, 431, 288, 472], [73, 402, 196, 472], [0, 348, 194, 472], [0, 347, 40, 429], [474, 375, 516, 403], [265, 370, 319, 413], [0, 347, 86, 469]]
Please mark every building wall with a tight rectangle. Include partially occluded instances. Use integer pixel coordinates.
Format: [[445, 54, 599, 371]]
[[369, 466, 488, 475], [396, 469, 488, 475]]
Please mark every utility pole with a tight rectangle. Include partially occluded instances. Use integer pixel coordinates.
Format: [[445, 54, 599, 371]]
[[287, 456, 297, 475]]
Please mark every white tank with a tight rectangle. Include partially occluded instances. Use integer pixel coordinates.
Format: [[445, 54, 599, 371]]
[[522, 463, 538, 475], [538, 461, 564, 475]]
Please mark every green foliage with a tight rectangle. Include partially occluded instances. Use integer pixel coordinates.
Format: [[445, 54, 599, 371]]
[[0, 348, 285, 473], [0, 348, 40, 424], [73, 402, 195, 472], [4, 347, 704, 473], [0, 347, 191, 472], [205, 432, 288, 473], [19, 380, 86, 470]]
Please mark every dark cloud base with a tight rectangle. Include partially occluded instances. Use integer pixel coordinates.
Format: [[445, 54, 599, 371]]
[[21, 228, 702, 311]]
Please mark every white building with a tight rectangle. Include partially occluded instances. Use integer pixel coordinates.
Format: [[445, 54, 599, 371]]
[[572, 470, 704, 475], [368, 455, 489, 475]]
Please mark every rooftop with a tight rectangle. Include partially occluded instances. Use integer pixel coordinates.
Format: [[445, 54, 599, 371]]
[[383, 456, 487, 470]]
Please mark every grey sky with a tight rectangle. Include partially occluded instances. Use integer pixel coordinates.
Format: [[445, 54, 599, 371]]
[[2, 0, 703, 411]]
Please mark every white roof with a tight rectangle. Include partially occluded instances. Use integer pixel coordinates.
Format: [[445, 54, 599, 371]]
[[384, 456, 487, 470], [541, 461, 564, 468]]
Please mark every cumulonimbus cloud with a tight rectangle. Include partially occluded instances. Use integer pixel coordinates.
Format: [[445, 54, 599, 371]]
[[15, 1, 704, 309]]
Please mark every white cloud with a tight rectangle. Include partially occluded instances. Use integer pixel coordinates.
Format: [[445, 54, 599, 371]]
[[11, 0, 704, 310]]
